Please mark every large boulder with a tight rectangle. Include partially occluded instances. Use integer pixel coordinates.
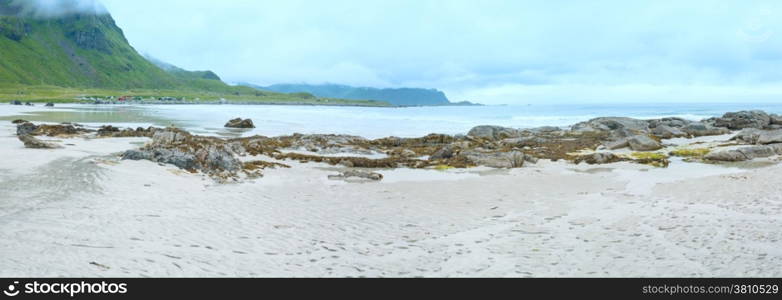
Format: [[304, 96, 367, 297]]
[[730, 128, 782, 145], [16, 122, 38, 136], [757, 129, 782, 145], [603, 139, 630, 150], [651, 124, 687, 139], [705, 144, 782, 161], [648, 117, 692, 129], [731, 128, 762, 144], [771, 114, 782, 126], [15, 121, 92, 137], [680, 122, 730, 137], [571, 117, 650, 133], [467, 125, 519, 140], [500, 136, 550, 147], [575, 152, 623, 164], [526, 126, 561, 133], [224, 118, 255, 128], [627, 135, 662, 151], [18, 135, 62, 149], [712, 110, 771, 130], [121, 128, 244, 175], [124, 148, 199, 170], [33, 124, 87, 136], [704, 150, 748, 162], [430, 144, 458, 160], [462, 150, 534, 168]]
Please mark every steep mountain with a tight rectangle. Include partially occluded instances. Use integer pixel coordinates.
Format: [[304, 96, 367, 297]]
[[0, 0, 391, 106], [255, 83, 452, 106], [0, 0, 238, 93], [144, 54, 222, 82]]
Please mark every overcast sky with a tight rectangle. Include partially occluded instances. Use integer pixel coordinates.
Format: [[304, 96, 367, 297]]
[[98, 0, 782, 104]]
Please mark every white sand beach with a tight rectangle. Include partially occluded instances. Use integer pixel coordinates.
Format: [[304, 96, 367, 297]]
[[1, 106, 781, 278]]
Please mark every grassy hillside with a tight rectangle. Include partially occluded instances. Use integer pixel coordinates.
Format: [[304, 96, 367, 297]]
[[0, 9, 180, 88], [0, 0, 387, 106]]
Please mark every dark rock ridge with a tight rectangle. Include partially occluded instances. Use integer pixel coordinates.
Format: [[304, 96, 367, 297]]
[[97, 125, 158, 138], [709, 110, 775, 130], [224, 118, 255, 129], [121, 128, 245, 178], [705, 144, 782, 162], [15, 121, 93, 137], [12, 110, 782, 182], [707, 126, 782, 162]]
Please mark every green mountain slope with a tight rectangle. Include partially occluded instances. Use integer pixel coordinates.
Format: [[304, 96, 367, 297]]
[[0, 0, 389, 106], [0, 1, 181, 89], [251, 83, 452, 106]]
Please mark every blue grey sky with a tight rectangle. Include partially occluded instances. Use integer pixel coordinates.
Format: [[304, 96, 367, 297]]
[[97, 0, 782, 104]]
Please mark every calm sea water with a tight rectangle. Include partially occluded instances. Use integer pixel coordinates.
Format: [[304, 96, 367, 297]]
[[6, 103, 782, 138]]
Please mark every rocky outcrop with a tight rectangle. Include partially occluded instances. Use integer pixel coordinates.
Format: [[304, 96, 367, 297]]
[[757, 130, 782, 145], [602, 134, 661, 151], [731, 128, 762, 144], [97, 125, 158, 138], [527, 126, 561, 133], [730, 128, 782, 145], [16, 122, 37, 136], [572, 117, 650, 133], [15, 122, 92, 137], [33, 124, 88, 136], [711, 110, 772, 130], [328, 170, 384, 181], [603, 139, 629, 150], [467, 125, 519, 140], [224, 118, 255, 128], [286, 134, 370, 154], [651, 125, 687, 139], [648, 117, 691, 129], [21, 109, 782, 178], [121, 128, 245, 176], [430, 144, 459, 160], [705, 144, 782, 162], [18, 135, 62, 149], [575, 152, 624, 165], [461, 150, 534, 168], [771, 114, 782, 126], [680, 122, 730, 137], [627, 135, 662, 151]]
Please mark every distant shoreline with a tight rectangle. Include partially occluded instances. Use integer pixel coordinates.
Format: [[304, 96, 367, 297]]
[[7, 100, 483, 108]]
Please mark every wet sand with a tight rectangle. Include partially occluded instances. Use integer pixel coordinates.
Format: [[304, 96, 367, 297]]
[[1, 106, 781, 277]]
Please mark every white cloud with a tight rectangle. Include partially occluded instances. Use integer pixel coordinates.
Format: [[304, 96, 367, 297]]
[[99, 0, 782, 104], [10, 0, 107, 17]]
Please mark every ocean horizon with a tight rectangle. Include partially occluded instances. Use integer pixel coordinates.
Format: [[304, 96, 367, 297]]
[[6, 102, 782, 139]]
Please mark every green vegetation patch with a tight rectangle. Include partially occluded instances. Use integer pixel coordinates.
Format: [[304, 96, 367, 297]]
[[629, 152, 670, 168], [669, 148, 711, 158]]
